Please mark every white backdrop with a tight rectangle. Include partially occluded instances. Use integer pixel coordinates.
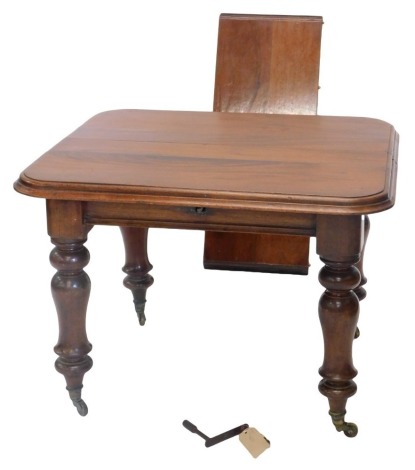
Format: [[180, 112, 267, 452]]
[[1, 1, 413, 468]]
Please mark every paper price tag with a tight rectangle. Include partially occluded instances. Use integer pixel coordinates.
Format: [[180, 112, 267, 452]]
[[239, 427, 270, 458]]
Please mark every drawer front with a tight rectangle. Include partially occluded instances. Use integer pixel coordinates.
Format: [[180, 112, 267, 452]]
[[85, 201, 316, 235]]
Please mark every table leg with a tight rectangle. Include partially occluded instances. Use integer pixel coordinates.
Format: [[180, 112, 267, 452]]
[[354, 215, 370, 301], [47, 200, 92, 415], [352, 215, 370, 339], [120, 227, 153, 326], [50, 238, 92, 416], [316, 215, 363, 437]]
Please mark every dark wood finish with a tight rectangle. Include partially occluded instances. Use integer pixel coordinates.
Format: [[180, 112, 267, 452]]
[[204, 14, 323, 274], [86, 201, 316, 234], [14, 109, 398, 434], [204, 233, 309, 274], [354, 215, 370, 301], [316, 215, 362, 437], [120, 227, 153, 325], [47, 200, 92, 416]]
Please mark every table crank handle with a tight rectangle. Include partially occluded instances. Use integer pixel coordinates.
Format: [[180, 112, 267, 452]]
[[205, 423, 249, 447], [183, 420, 249, 447], [182, 420, 209, 441]]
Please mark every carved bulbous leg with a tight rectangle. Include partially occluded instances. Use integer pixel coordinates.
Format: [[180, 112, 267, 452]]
[[50, 238, 92, 416], [120, 227, 153, 326], [316, 215, 363, 437], [318, 260, 360, 437]]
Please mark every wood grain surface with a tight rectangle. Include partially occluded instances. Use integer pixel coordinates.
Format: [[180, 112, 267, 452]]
[[15, 109, 398, 214]]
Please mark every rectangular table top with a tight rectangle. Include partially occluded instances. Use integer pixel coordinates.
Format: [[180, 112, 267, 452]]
[[14, 109, 398, 215]]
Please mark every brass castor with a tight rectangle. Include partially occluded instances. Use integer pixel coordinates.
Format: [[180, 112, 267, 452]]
[[68, 387, 88, 416], [329, 411, 358, 438]]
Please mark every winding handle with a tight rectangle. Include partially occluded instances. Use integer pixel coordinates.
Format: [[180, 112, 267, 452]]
[[182, 420, 209, 441], [182, 420, 249, 447], [205, 424, 249, 447]]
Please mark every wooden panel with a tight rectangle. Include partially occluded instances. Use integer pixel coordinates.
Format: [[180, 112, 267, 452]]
[[204, 232, 310, 274], [213, 14, 322, 114], [205, 14, 323, 274]]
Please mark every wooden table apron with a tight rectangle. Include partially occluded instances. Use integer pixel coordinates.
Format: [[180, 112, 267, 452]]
[[14, 109, 398, 437]]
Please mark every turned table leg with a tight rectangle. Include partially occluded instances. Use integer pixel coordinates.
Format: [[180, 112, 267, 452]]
[[316, 215, 363, 437], [50, 238, 92, 415], [120, 227, 153, 326], [47, 200, 92, 415]]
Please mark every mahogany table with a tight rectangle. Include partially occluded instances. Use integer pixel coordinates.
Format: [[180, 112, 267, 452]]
[[14, 109, 398, 437]]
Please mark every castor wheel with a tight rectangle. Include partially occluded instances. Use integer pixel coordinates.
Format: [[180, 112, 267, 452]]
[[329, 411, 358, 438], [72, 398, 88, 416], [354, 326, 360, 339], [68, 386, 88, 416], [342, 422, 358, 438], [137, 311, 146, 326], [134, 300, 147, 326]]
